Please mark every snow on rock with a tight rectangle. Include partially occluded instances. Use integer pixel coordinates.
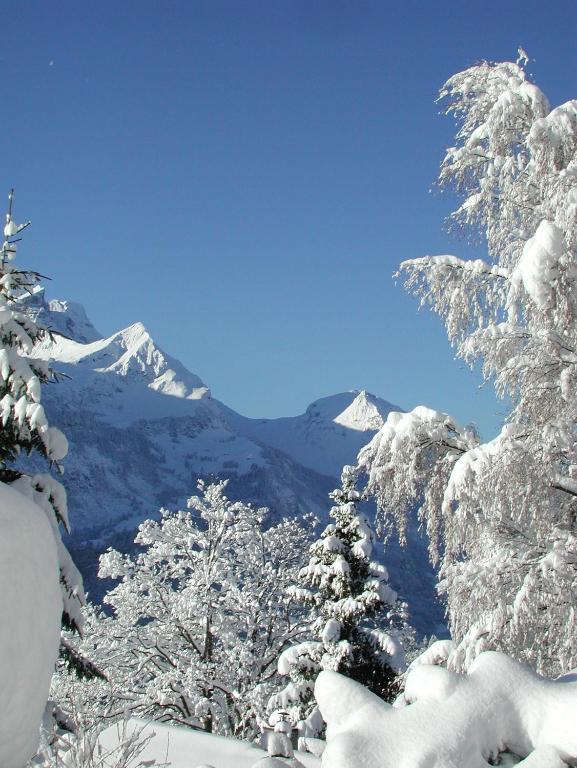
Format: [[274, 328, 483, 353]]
[[316, 651, 577, 768], [0, 482, 61, 767], [251, 758, 306, 767], [226, 390, 399, 478], [30, 316, 210, 401], [333, 390, 389, 432], [24, 288, 103, 344]]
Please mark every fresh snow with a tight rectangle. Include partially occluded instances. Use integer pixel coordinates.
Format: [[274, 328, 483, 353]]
[[226, 390, 399, 478], [510, 220, 563, 310], [0, 482, 61, 768], [316, 651, 577, 768], [333, 390, 393, 432], [30, 317, 209, 401], [98, 719, 320, 768], [21, 295, 443, 636]]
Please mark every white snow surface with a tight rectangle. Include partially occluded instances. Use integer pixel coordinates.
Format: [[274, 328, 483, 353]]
[[0, 482, 61, 767], [31, 317, 209, 401], [510, 220, 563, 310], [333, 390, 388, 432], [98, 719, 320, 768], [25, 288, 103, 344], [316, 651, 577, 768]]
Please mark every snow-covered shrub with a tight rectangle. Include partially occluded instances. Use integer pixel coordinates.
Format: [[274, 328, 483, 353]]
[[70, 481, 310, 738], [359, 54, 577, 675], [30, 713, 168, 768], [316, 650, 577, 768]]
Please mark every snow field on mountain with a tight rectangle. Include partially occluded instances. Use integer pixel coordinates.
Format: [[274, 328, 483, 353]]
[[0, 482, 61, 768]]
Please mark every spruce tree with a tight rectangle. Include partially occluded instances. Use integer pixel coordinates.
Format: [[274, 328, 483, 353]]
[[305, 466, 404, 699], [0, 190, 86, 660], [307, 466, 403, 699], [272, 467, 406, 736]]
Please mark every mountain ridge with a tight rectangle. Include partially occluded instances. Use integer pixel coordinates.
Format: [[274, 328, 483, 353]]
[[24, 290, 444, 635]]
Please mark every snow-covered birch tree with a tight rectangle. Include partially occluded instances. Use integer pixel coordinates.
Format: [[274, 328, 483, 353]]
[[359, 54, 577, 675], [82, 481, 310, 738]]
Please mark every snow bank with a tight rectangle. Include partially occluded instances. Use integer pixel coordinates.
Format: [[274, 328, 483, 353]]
[[316, 651, 577, 768], [98, 720, 320, 768], [0, 482, 61, 767]]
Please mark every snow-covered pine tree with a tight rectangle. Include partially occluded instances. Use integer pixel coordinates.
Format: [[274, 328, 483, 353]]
[[272, 467, 405, 735], [311, 467, 404, 698], [0, 190, 85, 652], [359, 53, 577, 675]]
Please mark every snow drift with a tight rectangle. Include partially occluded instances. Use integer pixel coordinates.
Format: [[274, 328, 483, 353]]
[[0, 482, 61, 767], [316, 651, 577, 768]]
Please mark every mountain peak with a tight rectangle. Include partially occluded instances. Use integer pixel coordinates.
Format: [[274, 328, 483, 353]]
[[333, 390, 395, 432], [29, 297, 210, 403], [105, 322, 208, 400], [114, 321, 152, 350], [25, 289, 102, 344]]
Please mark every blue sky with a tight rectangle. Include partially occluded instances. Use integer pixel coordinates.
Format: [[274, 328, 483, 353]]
[[4, 1, 577, 436]]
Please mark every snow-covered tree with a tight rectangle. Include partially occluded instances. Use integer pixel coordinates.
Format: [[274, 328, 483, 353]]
[[0, 190, 85, 639], [0, 190, 88, 764], [272, 468, 405, 735], [359, 54, 577, 675], [75, 481, 310, 738]]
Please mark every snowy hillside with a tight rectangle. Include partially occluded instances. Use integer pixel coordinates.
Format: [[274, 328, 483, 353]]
[[26, 292, 443, 633], [225, 390, 399, 477]]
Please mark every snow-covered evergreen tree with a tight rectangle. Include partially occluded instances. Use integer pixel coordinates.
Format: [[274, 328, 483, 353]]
[[74, 481, 310, 738], [0, 190, 84, 639], [359, 54, 577, 675], [272, 468, 405, 736]]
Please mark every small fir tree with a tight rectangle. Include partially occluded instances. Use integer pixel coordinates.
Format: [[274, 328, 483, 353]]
[[272, 467, 406, 736]]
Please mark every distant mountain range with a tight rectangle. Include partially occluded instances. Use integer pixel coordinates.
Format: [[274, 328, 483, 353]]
[[27, 289, 445, 636]]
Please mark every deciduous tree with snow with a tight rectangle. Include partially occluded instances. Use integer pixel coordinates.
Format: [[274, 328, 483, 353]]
[[271, 468, 405, 736], [76, 481, 310, 738], [358, 55, 577, 675]]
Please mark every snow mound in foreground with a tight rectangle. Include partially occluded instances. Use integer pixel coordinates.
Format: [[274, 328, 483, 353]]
[[316, 651, 577, 768], [0, 482, 61, 767], [99, 720, 320, 768]]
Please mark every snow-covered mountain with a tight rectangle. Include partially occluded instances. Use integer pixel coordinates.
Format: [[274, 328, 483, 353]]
[[225, 389, 398, 477], [26, 290, 444, 634]]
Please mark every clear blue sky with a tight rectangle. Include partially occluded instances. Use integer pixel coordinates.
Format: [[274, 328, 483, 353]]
[[4, 0, 577, 437]]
